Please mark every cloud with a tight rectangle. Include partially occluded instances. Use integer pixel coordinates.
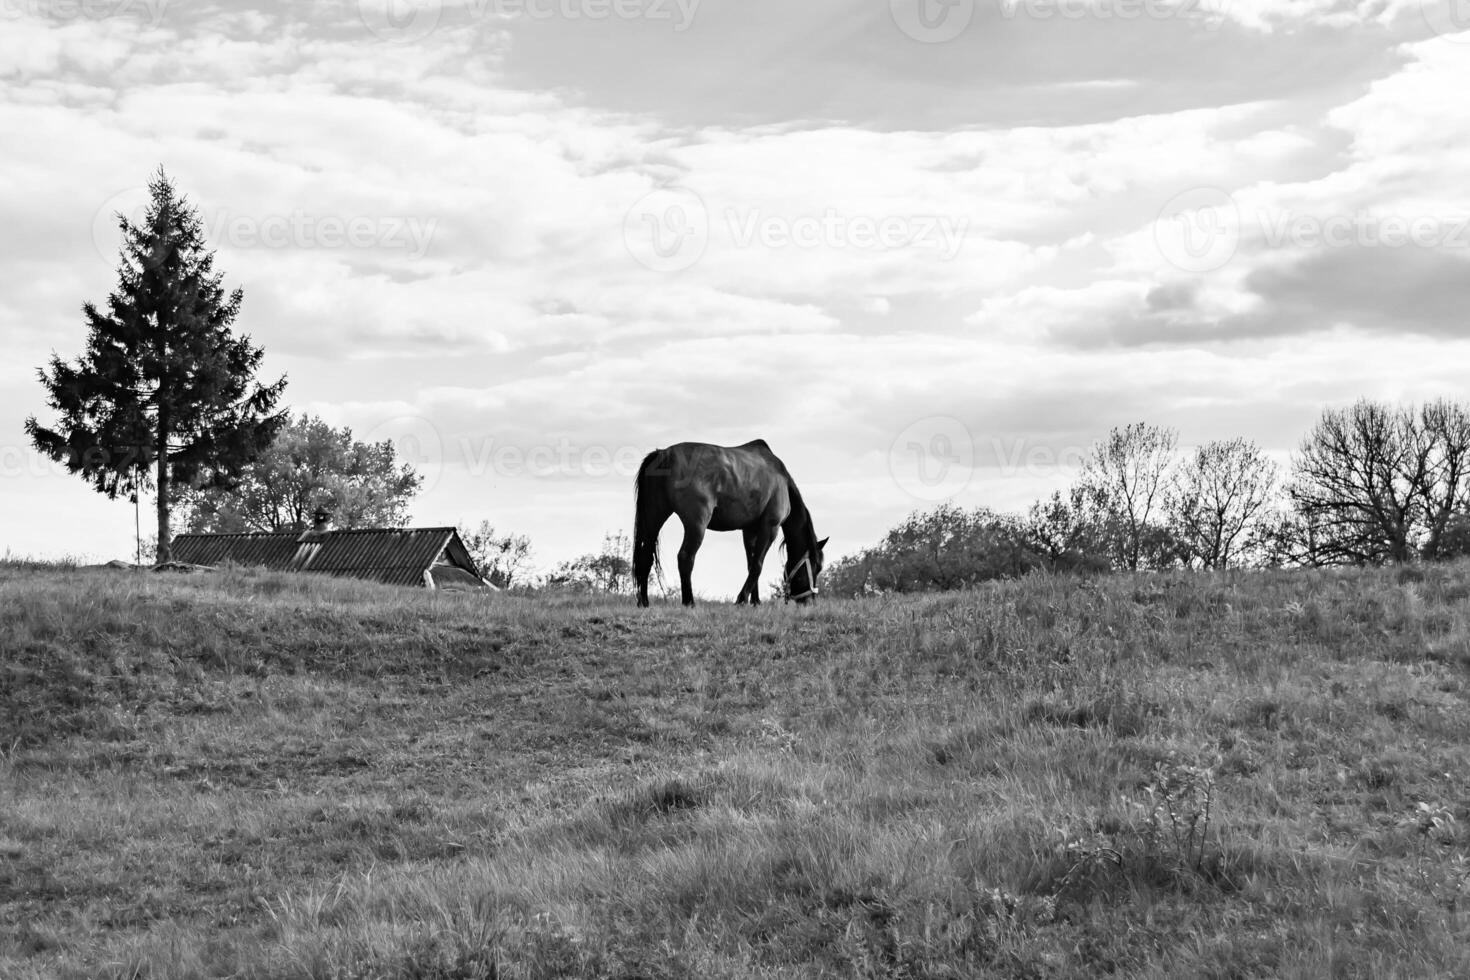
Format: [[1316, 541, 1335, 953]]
[[493, 0, 1423, 129], [1243, 244, 1470, 336], [4, 0, 1470, 589]]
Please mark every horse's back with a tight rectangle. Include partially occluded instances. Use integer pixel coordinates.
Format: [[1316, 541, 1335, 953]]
[[657, 440, 789, 524], [663, 439, 781, 469]]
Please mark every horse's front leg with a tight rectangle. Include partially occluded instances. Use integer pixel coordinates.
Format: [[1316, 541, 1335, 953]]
[[677, 519, 707, 607], [738, 523, 777, 605], [737, 527, 758, 604]]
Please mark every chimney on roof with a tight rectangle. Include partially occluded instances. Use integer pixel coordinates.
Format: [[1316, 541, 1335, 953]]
[[311, 507, 331, 533]]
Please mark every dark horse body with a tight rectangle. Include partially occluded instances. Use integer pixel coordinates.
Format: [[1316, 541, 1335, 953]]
[[633, 440, 826, 606]]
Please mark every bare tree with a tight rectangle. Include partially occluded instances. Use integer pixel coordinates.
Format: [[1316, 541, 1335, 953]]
[[1248, 507, 1315, 569], [1168, 438, 1278, 569], [1412, 399, 1470, 560], [1285, 399, 1470, 565], [1289, 400, 1422, 565], [1079, 422, 1179, 571], [458, 521, 534, 588]]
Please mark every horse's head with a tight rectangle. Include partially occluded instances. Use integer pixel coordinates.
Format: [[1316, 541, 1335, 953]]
[[786, 536, 829, 604]]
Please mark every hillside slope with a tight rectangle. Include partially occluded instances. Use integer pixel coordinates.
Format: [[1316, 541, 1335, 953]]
[[2, 562, 1469, 978]]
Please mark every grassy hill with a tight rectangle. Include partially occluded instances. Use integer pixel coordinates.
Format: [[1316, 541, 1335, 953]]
[[2, 560, 1469, 978]]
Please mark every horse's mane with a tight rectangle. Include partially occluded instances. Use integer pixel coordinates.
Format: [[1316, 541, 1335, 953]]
[[779, 465, 817, 557], [784, 470, 807, 523]]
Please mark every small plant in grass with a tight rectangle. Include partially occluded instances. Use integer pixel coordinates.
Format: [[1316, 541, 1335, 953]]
[[1404, 801, 1457, 841], [1137, 752, 1220, 876], [757, 717, 798, 752], [1056, 828, 1124, 900], [978, 886, 1056, 926], [1400, 801, 1470, 910], [1055, 752, 1228, 903]]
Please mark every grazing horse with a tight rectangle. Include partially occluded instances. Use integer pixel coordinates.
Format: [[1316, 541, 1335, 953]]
[[633, 440, 827, 607]]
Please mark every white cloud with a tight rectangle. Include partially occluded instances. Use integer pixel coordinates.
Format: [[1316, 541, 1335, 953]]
[[3, 1, 1469, 590]]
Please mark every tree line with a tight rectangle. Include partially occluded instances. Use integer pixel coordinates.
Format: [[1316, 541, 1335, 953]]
[[824, 405, 1470, 597]]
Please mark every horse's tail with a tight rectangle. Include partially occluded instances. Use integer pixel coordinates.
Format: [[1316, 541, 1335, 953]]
[[633, 449, 667, 592]]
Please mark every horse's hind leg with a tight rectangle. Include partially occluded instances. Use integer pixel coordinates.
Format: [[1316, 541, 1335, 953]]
[[677, 517, 707, 607], [634, 505, 670, 608]]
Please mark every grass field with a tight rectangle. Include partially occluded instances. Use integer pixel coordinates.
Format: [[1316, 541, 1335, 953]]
[[3, 560, 1470, 978]]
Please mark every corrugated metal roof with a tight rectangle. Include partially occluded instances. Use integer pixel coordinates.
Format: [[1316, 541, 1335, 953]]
[[301, 527, 457, 587], [169, 527, 483, 588], [172, 533, 302, 568]]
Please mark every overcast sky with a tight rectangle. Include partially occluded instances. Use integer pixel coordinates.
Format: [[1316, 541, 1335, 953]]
[[5, 0, 1470, 596]]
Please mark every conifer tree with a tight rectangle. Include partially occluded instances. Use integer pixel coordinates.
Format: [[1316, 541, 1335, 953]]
[[26, 169, 287, 562]]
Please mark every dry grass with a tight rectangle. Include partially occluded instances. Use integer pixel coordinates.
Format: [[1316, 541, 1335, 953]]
[[2, 561, 1469, 978]]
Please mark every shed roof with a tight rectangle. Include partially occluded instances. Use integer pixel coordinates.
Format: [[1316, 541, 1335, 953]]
[[169, 532, 300, 569], [170, 527, 484, 588]]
